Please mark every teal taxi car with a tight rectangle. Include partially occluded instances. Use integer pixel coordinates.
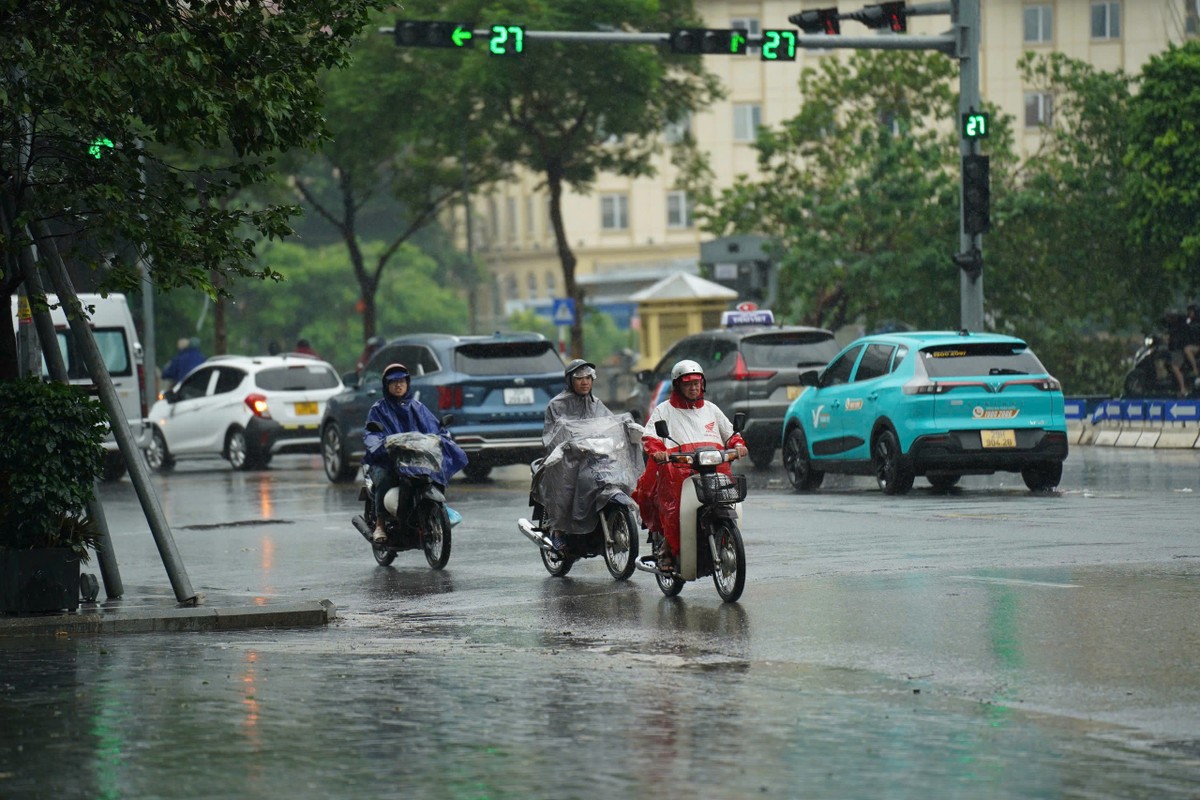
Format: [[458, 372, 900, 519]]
[[780, 331, 1068, 494]]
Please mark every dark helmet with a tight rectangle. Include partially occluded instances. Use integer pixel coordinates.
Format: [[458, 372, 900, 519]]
[[366, 335, 384, 349], [381, 362, 410, 394], [564, 358, 597, 387]]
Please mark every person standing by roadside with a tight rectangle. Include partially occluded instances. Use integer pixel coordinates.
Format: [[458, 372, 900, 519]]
[[161, 336, 205, 389]]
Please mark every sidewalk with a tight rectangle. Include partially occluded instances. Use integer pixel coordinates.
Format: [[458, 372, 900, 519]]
[[0, 585, 335, 638]]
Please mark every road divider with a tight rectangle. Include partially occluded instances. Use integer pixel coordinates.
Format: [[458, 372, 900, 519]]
[[1065, 397, 1200, 449]]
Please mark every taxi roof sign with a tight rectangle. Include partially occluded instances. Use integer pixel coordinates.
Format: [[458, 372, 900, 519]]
[[722, 309, 775, 327]]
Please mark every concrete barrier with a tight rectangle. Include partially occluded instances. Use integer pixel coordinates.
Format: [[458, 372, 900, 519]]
[[1067, 397, 1200, 449]]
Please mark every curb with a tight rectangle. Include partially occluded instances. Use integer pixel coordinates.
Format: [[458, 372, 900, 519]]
[[0, 598, 337, 638]]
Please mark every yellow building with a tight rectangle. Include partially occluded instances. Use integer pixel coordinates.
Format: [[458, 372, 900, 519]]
[[466, 1, 1199, 333]]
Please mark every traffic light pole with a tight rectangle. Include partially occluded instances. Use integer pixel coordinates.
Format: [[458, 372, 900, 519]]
[[954, 0, 985, 331]]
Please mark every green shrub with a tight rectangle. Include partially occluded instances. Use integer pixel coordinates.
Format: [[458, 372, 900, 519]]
[[0, 379, 106, 559]]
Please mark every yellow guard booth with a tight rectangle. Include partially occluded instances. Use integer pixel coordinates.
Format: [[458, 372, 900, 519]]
[[631, 272, 737, 370]]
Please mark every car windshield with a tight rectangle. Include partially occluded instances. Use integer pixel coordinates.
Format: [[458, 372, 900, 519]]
[[453, 341, 561, 376], [740, 332, 840, 368], [920, 343, 1047, 378], [255, 364, 340, 391]]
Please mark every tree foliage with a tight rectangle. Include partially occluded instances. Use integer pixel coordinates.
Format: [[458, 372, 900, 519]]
[[1124, 40, 1200, 282], [402, 0, 722, 356], [691, 50, 961, 332], [1, 0, 383, 376]]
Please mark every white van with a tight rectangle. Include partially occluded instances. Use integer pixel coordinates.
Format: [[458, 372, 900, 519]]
[[10, 292, 151, 481]]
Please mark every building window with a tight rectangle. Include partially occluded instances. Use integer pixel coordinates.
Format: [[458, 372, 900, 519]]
[[664, 112, 691, 145], [545, 271, 557, 295], [525, 196, 535, 237], [506, 197, 517, 241], [487, 197, 498, 239], [731, 17, 760, 54], [1024, 92, 1054, 128], [666, 191, 693, 229], [527, 272, 538, 300], [734, 104, 762, 142], [1023, 5, 1052, 43], [1188, 0, 1200, 36], [600, 194, 628, 231], [1091, 2, 1120, 39]]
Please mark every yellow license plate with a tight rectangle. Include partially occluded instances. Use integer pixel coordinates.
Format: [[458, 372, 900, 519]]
[[981, 429, 1016, 448], [294, 402, 318, 415], [787, 385, 802, 400]]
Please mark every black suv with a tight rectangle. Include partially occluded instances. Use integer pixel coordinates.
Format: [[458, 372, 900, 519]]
[[320, 332, 564, 482], [635, 321, 839, 468]]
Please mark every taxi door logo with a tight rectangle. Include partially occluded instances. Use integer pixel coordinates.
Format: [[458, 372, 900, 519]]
[[810, 405, 830, 429], [845, 399, 863, 411]]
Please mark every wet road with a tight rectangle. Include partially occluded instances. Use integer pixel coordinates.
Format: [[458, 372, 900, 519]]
[[2, 447, 1199, 798]]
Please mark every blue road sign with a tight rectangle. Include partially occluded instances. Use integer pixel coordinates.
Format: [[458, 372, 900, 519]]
[[1165, 400, 1200, 422], [551, 297, 575, 325]]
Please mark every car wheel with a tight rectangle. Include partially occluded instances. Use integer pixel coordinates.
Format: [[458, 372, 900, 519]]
[[144, 428, 175, 473], [463, 461, 492, 482], [873, 428, 914, 495], [747, 444, 775, 470], [782, 426, 824, 492], [1021, 461, 1062, 492], [322, 423, 357, 483], [227, 428, 252, 471]]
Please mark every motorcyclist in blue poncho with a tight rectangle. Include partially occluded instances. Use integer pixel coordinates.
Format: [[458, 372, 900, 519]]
[[363, 363, 467, 543]]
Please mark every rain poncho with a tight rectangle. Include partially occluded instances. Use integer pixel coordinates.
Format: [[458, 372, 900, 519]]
[[634, 390, 745, 556], [542, 389, 611, 449], [532, 415, 644, 535], [363, 393, 467, 487]]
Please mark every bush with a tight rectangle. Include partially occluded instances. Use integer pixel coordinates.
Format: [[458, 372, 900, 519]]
[[0, 379, 106, 559]]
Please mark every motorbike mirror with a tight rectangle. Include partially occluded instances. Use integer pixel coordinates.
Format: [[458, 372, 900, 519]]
[[636, 369, 652, 384], [732, 412, 746, 433], [626, 409, 643, 424], [365, 420, 384, 433], [440, 414, 455, 427], [654, 420, 670, 439]]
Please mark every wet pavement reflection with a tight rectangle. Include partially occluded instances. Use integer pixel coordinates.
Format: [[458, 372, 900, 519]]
[[2, 448, 1198, 798]]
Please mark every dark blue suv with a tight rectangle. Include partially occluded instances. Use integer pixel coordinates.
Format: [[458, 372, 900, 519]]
[[320, 332, 564, 482]]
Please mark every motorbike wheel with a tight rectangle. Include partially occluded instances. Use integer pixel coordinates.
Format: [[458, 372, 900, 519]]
[[655, 568, 684, 598], [365, 504, 397, 566], [540, 545, 574, 578], [709, 520, 746, 603], [420, 504, 452, 570], [601, 505, 639, 581]]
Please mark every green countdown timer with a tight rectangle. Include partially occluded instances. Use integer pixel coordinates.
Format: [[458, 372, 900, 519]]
[[761, 30, 797, 61], [489, 24, 525, 56], [962, 112, 990, 139]]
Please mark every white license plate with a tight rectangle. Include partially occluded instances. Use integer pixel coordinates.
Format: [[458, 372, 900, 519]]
[[504, 387, 534, 405]]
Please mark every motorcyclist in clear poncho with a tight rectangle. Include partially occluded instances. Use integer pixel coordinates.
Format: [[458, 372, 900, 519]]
[[533, 360, 643, 549]]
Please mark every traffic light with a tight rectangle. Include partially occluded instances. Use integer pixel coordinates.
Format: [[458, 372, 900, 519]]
[[788, 8, 840, 35], [669, 29, 748, 55], [962, 154, 990, 235], [394, 20, 475, 48], [760, 30, 798, 61], [850, 2, 907, 33]]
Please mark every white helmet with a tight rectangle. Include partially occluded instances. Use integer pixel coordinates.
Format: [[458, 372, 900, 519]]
[[671, 359, 704, 382]]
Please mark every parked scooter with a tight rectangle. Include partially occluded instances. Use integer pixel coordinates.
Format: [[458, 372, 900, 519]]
[[352, 423, 457, 569], [634, 416, 748, 603], [518, 415, 642, 580], [1123, 330, 1200, 398]]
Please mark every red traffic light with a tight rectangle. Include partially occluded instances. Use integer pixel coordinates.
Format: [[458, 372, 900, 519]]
[[788, 8, 840, 35]]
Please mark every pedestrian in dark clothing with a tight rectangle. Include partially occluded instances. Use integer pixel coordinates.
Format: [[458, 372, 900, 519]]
[[162, 337, 205, 388]]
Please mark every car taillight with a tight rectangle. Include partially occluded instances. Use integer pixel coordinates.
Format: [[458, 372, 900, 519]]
[[903, 379, 948, 395], [1009, 377, 1062, 392], [244, 393, 272, 418], [729, 353, 776, 381], [438, 385, 464, 410]]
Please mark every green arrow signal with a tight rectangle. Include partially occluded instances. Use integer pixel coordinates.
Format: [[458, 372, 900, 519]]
[[731, 32, 746, 53], [452, 25, 472, 47]]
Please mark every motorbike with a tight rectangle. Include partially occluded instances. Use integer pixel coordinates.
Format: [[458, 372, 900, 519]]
[[517, 415, 642, 580], [352, 425, 456, 569], [634, 416, 748, 603], [1123, 331, 1200, 398]]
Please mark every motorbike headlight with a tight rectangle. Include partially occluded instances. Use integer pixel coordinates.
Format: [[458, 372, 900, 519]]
[[696, 449, 725, 466], [1144, 336, 1155, 347]]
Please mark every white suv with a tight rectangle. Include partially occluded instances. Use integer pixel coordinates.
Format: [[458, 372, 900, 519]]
[[145, 354, 343, 471]]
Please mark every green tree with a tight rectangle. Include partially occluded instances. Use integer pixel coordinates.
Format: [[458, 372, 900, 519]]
[[691, 50, 961, 332], [1124, 40, 1200, 284], [1, 0, 383, 378], [404, 0, 722, 357], [286, 9, 504, 346]]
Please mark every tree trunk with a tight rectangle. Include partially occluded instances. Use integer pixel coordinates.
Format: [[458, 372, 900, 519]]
[[546, 170, 583, 358]]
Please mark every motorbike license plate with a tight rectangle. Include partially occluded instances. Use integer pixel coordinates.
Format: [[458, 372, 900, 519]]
[[981, 429, 1016, 448], [504, 387, 534, 405], [294, 401, 318, 415]]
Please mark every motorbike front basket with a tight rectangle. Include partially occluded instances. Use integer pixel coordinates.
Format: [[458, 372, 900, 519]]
[[693, 473, 747, 505]]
